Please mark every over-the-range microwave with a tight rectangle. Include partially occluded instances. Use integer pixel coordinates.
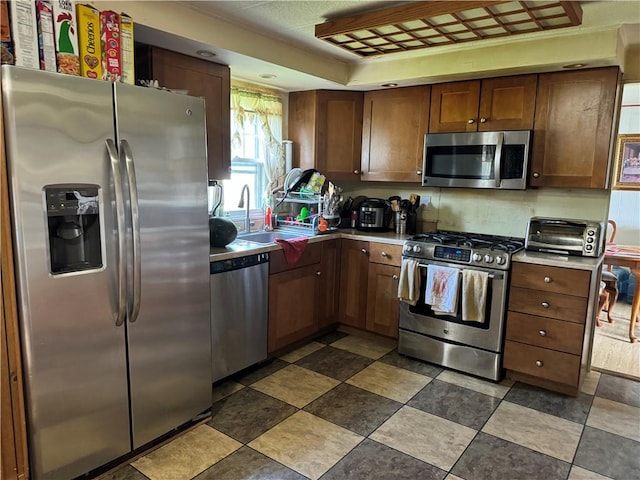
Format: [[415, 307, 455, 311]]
[[421, 130, 532, 190]]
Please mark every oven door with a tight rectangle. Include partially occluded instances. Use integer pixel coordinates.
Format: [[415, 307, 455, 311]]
[[399, 259, 508, 353]]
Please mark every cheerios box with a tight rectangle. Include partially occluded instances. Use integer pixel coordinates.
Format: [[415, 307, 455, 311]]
[[99, 10, 120, 82], [76, 3, 101, 79], [52, 0, 80, 75]]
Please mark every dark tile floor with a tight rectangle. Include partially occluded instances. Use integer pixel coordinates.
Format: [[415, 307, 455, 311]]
[[103, 332, 640, 480]]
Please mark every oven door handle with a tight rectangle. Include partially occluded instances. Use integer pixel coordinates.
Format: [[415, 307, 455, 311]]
[[416, 263, 503, 280]]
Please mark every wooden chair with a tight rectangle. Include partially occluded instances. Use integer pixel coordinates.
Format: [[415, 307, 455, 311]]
[[597, 220, 618, 327]]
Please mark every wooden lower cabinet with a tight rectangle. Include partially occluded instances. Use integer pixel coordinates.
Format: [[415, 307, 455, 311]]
[[338, 240, 369, 329], [319, 239, 341, 329], [268, 263, 320, 353], [366, 263, 400, 338], [504, 261, 599, 396], [338, 240, 402, 338]]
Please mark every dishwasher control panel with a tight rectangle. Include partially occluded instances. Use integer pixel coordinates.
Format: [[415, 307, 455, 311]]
[[210, 252, 269, 274]]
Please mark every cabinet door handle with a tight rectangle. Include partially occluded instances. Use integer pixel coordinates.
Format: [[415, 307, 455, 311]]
[[416, 170, 422, 176], [353, 170, 360, 175], [538, 330, 547, 337], [316, 271, 321, 276], [544, 276, 552, 283], [392, 274, 399, 280], [480, 117, 487, 123], [361, 248, 368, 254], [541, 302, 550, 309], [381, 251, 388, 257], [535, 360, 544, 367], [467, 118, 475, 124], [533, 172, 540, 178]]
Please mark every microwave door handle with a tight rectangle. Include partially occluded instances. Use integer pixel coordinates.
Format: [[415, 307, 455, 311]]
[[494, 132, 504, 188]]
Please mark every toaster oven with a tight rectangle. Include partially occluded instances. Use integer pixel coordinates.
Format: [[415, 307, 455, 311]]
[[525, 217, 604, 257]]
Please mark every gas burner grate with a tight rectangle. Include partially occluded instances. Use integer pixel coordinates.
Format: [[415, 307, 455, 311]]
[[409, 231, 525, 253]]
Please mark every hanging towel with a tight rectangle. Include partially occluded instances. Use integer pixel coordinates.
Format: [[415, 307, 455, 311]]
[[424, 266, 460, 315], [275, 237, 308, 266], [398, 258, 420, 306], [462, 269, 489, 323]]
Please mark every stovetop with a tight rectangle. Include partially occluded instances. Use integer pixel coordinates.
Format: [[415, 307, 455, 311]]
[[402, 230, 525, 270]]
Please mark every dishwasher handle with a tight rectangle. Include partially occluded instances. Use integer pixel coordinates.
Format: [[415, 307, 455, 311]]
[[210, 252, 270, 274]]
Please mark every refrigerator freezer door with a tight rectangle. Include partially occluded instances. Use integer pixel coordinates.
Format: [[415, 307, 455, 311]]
[[113, 84, 211, 448], [1, 66, 131, 479]]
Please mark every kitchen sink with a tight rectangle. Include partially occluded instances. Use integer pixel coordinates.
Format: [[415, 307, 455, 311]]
[[238, 231, 308, 244]]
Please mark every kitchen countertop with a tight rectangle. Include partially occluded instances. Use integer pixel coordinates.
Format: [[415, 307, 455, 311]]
[[513, 250, 604, 272], [209, 229, 411, 262]]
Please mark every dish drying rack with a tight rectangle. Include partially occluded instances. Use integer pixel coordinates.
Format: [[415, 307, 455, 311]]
[[273, 191, 323, 235]]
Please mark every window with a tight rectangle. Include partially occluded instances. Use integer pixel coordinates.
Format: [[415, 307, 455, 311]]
[[222, 86, 284, 226]]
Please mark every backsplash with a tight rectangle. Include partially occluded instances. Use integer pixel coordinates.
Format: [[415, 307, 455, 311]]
[[341, 181, 610, 237]]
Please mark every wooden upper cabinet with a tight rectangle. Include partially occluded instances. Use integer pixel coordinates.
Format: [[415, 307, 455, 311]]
[[289, 90, 363, 181], [530, 67, 621, 189], [135, 44, 231, 181], [429, 74, 537, 133], [361, 86, 430, 182]]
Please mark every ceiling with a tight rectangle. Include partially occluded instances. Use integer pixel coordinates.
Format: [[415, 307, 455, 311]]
[[125, 0, 640, 91]]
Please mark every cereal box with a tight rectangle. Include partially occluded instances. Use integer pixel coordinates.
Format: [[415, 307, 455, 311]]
[[1, 0, 14, 64], [76, 3, 101, 79], [119, 12, 134, 84], [8, 0, 40, 69], [36, 0, 56, 72], [100, 10, 120, 82], [52, 0, 80, 75]]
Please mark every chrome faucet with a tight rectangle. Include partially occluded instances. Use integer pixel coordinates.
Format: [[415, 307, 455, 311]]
[[237, 184, 251, 233]]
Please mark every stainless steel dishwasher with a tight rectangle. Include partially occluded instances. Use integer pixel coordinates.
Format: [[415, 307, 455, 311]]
[[210, 252, 269, 383]]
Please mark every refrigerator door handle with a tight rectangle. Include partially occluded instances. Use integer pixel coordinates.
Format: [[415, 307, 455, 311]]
[[121, 139, 142, 323], [106, 139, 127, 327]]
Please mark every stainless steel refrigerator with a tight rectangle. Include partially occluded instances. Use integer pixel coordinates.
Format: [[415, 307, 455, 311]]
[[1, 66, 211, 480]]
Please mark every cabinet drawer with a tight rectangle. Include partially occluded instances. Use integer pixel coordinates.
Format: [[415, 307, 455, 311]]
[[509, 287, 587, 323], [369, 243, 403, 267], [511, 263, 590, 297], [269, 242, 322, 274], [504, 340, 580, 386], [506, 312, 583, 355]]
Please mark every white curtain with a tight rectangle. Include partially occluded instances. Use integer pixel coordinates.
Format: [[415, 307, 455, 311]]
[[230, 87, 284, 208]]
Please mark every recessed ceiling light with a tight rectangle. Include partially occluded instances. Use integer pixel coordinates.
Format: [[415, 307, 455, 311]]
[[381, 83, 398, 87], [258, 73, 277, 79], [562, 63, 587, 69], [196, 50, 216, 58]]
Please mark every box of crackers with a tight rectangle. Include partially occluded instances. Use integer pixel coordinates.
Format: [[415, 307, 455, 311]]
[[52, 0, 80, 75], [100, 10, 120, 82], [36, 0, 57, 72], [76, 3, 101, 78]]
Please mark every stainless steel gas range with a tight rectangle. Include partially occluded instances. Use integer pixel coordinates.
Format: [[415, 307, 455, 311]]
[[398, 231, 525, 381]]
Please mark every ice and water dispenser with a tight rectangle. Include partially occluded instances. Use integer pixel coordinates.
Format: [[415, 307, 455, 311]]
[[45, 186, 103, 274]]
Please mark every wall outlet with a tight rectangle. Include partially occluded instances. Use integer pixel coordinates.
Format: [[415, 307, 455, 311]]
[[420, 195, 431, 209]]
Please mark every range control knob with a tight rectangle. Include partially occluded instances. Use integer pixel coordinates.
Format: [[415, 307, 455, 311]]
[[472, 253, 483, 262], [484, 254, 494, 263], [412, 245, 422, 253], [403, 243, 412, 252], [495, 256, 506, 265]]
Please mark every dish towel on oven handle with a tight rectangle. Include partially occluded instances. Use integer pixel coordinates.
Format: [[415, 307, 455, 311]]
[[398, 258, 420, 306], [424, 265, 460, 315], [462, 269, 489, 323]]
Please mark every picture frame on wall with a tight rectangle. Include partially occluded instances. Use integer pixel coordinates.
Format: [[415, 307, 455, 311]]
[[613, 134, 640, 190]]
